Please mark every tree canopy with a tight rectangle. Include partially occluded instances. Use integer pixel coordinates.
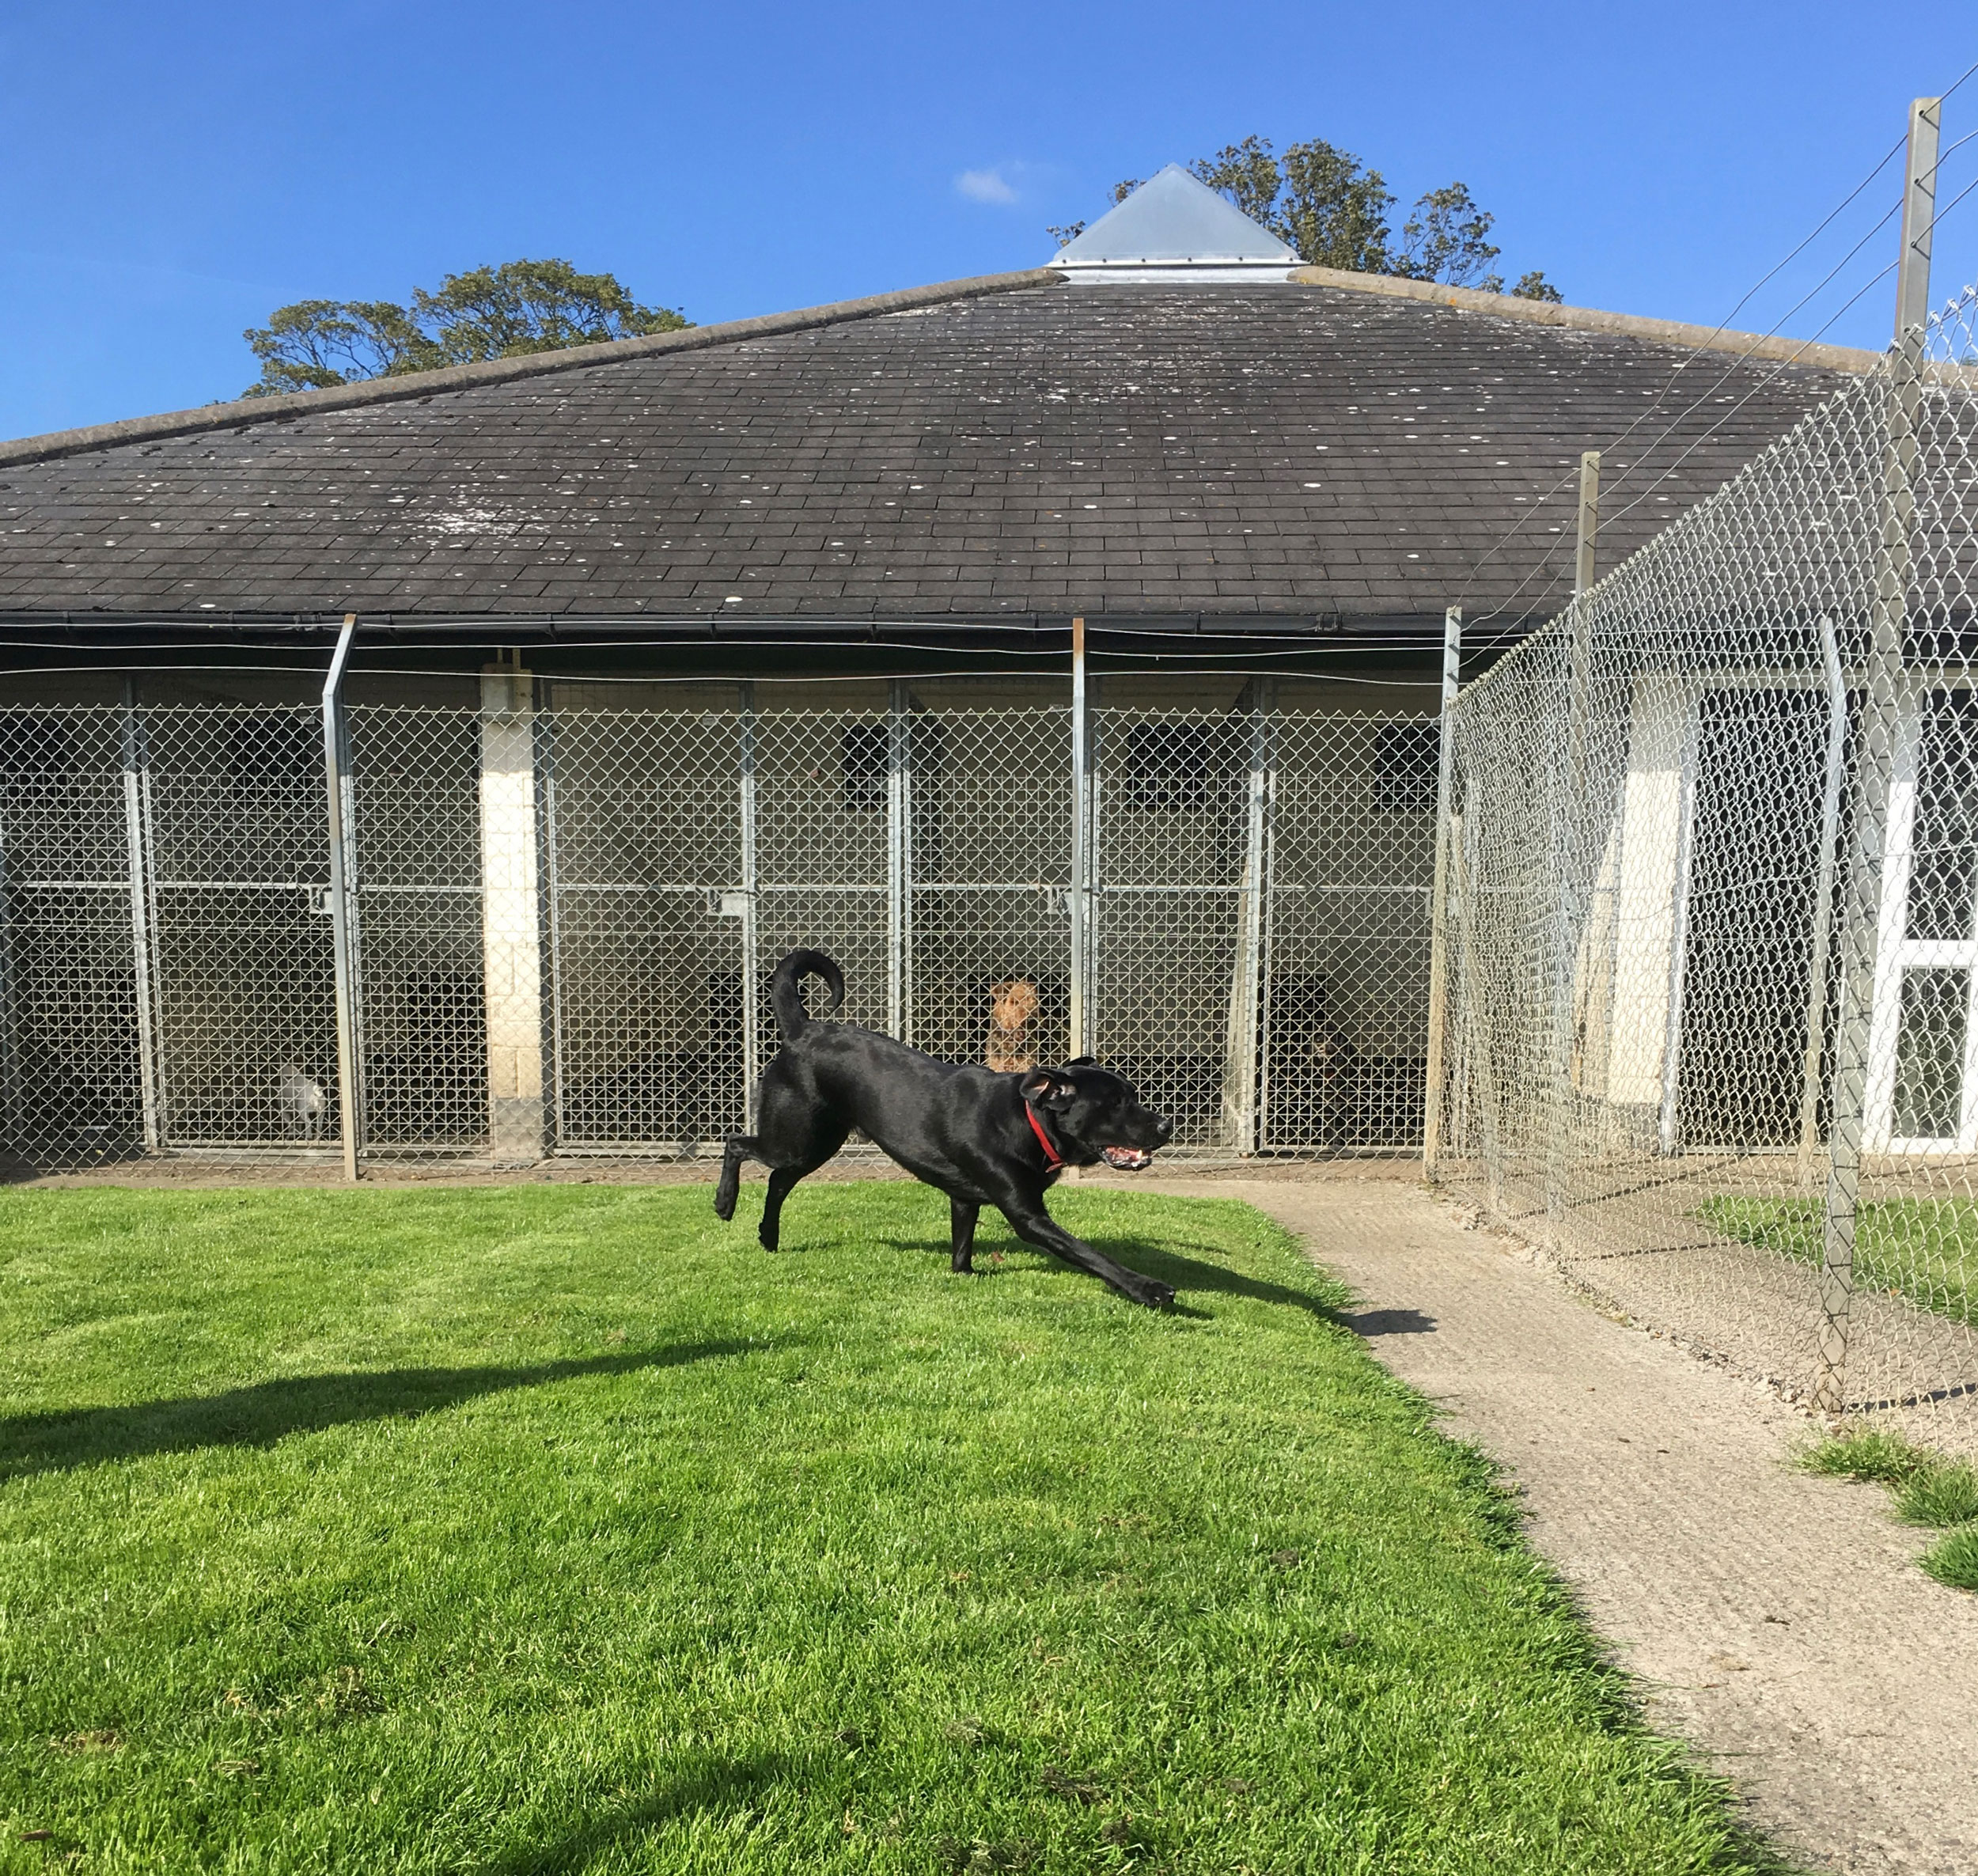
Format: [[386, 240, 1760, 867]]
[[1049, 136, 1563, 302], [241, 260, 691, 398]]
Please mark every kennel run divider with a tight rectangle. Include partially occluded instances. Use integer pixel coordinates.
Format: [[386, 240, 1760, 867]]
[[0, 681, 1438, 1177]]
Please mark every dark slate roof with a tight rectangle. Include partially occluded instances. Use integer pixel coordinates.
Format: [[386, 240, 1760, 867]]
[[0, 274, 1870, 628]]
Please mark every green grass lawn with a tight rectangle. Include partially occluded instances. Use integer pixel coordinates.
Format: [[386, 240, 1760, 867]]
[[1, 1183, 1774, 1875], [1701, 1195, 1978, 1325]]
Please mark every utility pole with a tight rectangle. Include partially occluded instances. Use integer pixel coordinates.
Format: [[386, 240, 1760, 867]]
[[1814, 95, 1938, 1416]]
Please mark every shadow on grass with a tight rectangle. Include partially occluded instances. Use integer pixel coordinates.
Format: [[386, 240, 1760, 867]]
[[877, 1223, 1343, 1321], [0, 1340, 757, 1482], [493, 1749, 801, 1876]]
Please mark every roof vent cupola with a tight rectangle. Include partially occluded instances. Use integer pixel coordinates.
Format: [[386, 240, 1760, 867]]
[[1049, 164, 1297, 283]]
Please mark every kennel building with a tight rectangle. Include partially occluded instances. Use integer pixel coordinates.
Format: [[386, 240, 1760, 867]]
[[0, 174, 1870, 1175]]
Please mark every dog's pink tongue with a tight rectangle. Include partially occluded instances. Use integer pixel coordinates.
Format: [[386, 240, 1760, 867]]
[[1102, 1146, 1152, 1170]]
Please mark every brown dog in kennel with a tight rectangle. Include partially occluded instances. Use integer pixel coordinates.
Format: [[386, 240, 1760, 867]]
[[984, 977, 1044, 1072]]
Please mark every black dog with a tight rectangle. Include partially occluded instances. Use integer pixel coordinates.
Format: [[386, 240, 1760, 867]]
[[714, 949, 1176, 1309]]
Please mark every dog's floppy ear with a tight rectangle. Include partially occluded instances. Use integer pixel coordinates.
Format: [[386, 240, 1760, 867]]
[[1020, 1068, 1076, 1109]]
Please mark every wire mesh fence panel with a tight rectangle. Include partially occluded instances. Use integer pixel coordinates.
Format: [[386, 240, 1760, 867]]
[[349, 708, 488, 1157], [0, 709, 146, 1168], [1437, 284, 1978, 1450], [140, 707, 339, 1158], [542, 709, 745, 1154], [752, 709, 892, 1073], [0, 694, 1439, 1177], [1266, 713, 1438, 1153], [905, 709, 1073, 1074], [1091, 709, 1250, 1147]]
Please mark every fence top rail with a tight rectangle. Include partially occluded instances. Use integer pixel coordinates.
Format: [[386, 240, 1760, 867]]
[[0, 701, 1448, 726]]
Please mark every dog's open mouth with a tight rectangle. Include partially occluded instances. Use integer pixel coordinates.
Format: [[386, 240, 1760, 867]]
[[1100, 1146, 1154, 1171]]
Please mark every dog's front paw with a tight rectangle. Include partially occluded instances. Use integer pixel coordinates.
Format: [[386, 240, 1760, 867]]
[[1138, 1280, 1176, 1311]]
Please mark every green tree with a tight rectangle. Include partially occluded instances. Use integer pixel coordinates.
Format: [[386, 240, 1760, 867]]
[[242, 259, 689, 398], [1051, 137, 1560, 299], [1269, 138, 1396, 274], [1393, 181, 1501, 289], [1509, 269, 1564, 303]]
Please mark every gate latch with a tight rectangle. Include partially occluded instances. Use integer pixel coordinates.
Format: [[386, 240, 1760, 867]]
[[309, 886, 335, 916], [707, 889, 752, 918]]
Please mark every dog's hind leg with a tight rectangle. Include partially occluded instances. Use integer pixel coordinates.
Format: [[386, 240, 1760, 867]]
[[991, 1192, 1175, 1310], [949, 1199, 980, 1273]]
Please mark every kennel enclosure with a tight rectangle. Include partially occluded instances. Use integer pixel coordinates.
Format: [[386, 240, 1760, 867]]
[[0, 680, 1438, 1173]]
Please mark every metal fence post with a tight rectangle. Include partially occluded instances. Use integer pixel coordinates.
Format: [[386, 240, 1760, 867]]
[[1816, 95, 1936, 1414], [321, 613, 363, 1181], [1796, 617, 1848, 1188], [1068, 618, 1093, 1062], [887, 679, 912, 1044], [1423, 606, 1462, 1180], [119, 684, 162, 1155], [737, 681, 760, 1129], [1222, 677, 1276, 1151]]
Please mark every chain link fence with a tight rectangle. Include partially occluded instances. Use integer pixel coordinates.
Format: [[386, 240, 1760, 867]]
[[1432, 285, 1978, 1450], [0, 688, 1436, 1178]]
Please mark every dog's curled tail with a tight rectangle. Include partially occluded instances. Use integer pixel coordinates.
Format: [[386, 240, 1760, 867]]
[[770, 949, 845, 1041]]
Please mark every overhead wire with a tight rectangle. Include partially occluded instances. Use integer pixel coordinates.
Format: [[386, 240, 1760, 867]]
[[1590, 147, 1978, 554], [1458, 78, 1978, 631], [1474, 257, 1902, 646]]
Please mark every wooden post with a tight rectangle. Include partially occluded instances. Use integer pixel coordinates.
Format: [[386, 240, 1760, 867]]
[[1574, 451, 1601, 598], [1895, 97, 1942, 339], [1423, 606, 1462, 1179], [1815, 98, 1938, 1414], [1546, 453, 1601, 1236], [321, 613, 363, 1181]]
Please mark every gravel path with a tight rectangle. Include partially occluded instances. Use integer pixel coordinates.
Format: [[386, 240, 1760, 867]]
[[1139, 1175, 1978, 1876]]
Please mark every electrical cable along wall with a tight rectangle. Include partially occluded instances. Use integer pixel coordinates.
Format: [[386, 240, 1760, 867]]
[[1432, 285, 1978, 1448], [0, 691, 1437, 1177]]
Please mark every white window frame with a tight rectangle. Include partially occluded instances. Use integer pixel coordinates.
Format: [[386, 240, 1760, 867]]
[[1864, 674, 1978, 1154]]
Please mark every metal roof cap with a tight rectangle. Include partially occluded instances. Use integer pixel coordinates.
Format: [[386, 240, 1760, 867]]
[[1051, 165, 1296, 275]]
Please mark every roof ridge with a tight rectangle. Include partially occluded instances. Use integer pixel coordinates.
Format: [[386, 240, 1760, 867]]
[[1290, 265, 1883, 373], [0, 268, 1067, 470]]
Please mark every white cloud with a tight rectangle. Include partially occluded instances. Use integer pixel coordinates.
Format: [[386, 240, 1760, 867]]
[[956, 167, 1019, 206]]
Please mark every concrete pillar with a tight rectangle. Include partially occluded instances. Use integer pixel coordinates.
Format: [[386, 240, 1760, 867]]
[[480, 669, 545, 1163]]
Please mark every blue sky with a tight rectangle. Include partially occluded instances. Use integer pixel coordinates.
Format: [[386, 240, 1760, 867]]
[[2, 1, 1973, 441]]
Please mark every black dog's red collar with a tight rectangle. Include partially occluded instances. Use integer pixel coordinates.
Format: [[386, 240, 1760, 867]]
[[1024, 1101, 1065, 1171]]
